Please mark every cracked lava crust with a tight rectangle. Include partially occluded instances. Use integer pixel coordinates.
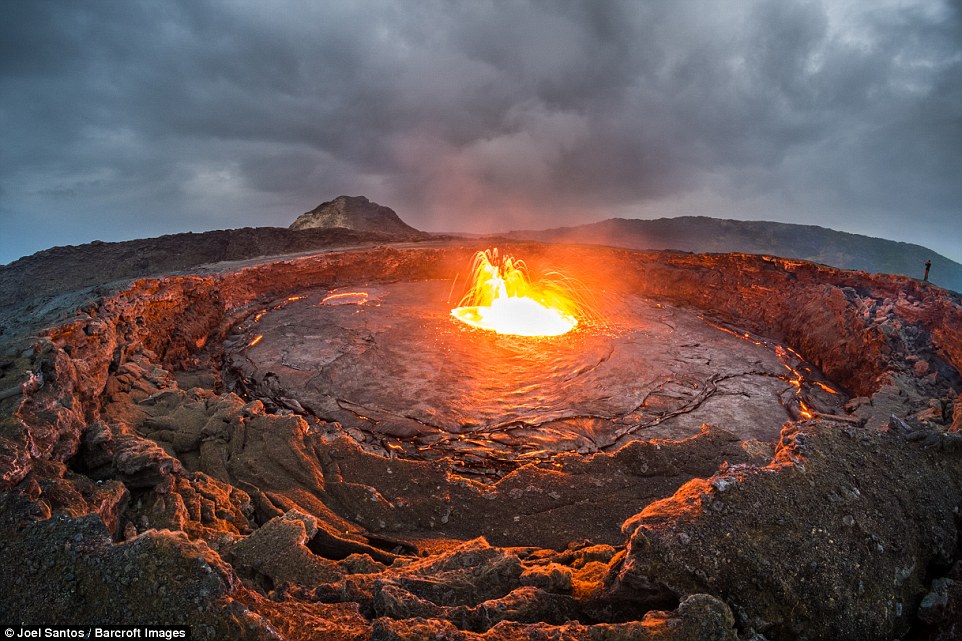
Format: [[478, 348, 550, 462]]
[[224, 279, 845, 478]]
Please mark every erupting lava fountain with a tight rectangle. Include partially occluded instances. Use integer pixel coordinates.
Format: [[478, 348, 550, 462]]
[[450, 248, 581, 337]]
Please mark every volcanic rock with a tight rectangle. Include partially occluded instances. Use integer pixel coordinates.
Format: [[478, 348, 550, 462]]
[[917, 562, 962, 640], [611, 423, 962, 639], [0, 505, 275, 640], [111, 433, 183, 488], [290, 195, 421, 235], [0, 226, 435, 345], [509, 216, 962, 293], [0, 236, 961, 640], [227, 509, 345, 588]]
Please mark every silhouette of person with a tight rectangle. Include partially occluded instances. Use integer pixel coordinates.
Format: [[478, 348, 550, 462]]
[[924, 259, 932, 282]]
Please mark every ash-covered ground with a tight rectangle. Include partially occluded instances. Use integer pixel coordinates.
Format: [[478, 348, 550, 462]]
[[1, 236, 961, 641]]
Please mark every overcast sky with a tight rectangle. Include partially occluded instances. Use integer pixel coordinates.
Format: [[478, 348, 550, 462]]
[[1, 0, 960, 264]]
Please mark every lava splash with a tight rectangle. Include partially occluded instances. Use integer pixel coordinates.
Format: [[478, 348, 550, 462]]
[[450, 248, 579, 337]]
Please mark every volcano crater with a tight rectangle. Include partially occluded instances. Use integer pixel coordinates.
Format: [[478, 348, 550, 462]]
[[3, 241, 962, 640], [223, 278, 847, 476]]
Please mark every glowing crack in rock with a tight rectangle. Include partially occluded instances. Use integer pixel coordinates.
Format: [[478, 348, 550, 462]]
[[450, 249, 579, 337], [322, 290, 370, 306]]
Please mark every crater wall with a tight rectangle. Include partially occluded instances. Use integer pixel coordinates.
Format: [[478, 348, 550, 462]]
[[1, 242, 960, 640]]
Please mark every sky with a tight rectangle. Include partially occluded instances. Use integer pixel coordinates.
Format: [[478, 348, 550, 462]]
[[1, 0, 961, 265]]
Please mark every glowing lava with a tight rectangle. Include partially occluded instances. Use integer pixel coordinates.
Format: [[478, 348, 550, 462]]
[[322, 291, 370, 306], [450, 249, 579, 337]]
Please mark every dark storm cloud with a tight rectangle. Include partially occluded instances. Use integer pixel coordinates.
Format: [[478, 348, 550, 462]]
[[1, 0, 960, 263]]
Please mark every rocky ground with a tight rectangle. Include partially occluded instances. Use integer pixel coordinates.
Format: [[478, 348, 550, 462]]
[[1, 237, 961, 640]]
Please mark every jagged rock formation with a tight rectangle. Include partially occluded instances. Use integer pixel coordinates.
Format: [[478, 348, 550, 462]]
[[1, 238, 961, 640], [290, 195, 421, 236]]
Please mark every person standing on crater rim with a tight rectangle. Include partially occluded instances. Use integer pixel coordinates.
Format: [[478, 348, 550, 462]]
[[924, 259, 932, 282]]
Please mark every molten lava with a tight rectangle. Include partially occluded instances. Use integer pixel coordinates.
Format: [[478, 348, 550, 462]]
[[450, 249, 579, 337], [322, 290, 370, 306]]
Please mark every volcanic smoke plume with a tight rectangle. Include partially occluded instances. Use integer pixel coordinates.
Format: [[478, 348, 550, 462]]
[[1, 235, 961, 640]]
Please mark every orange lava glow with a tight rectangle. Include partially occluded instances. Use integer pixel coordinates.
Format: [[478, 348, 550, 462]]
[[321, 291, 369, 306], [703, 318, 838, 422], [249, 334, 263, 348], [813, 381, 839, 395], [450, 249, 579, 337]]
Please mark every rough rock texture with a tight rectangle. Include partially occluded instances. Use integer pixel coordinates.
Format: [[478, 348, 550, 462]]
[[612, 423, 962, 639], [0, 500, 276, 640], [0, 238, 960, 640], [290, 195, 421, 236], [917, 561, 962, 640], [0, 227, 437, 345], [227, 510, 345, 588]]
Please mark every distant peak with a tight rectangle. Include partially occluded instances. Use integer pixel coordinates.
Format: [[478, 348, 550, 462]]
[[289, 195, 420, 235]]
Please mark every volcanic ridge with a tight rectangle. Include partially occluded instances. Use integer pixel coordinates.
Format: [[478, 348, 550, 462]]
[[509, 216, 962, 294], [1, 202, 961, 640]]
